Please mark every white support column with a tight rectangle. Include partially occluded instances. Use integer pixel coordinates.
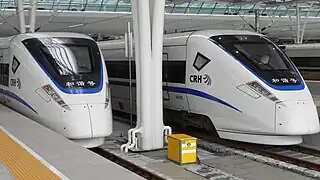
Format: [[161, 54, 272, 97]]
[[120, 0, 144, 153], [295, 3, 313, 44], [151, 0, 166, 148], [137, 0, 153, 150], [300, 3, 313, 44], [15, 0, 26, 33], [149, 0, 154, 38], [254, 9, 259, 32], [296, 5, 301, 44], [121, 0, 171, 152], [131, 0, 141, 128], [29, 0, 37, 32]]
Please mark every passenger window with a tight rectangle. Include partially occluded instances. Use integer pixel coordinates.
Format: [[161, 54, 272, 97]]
[[0, 63, 9, 86], [290, 57, 320, 68], [105, 61, 135, 79], [290, 57, 320, 81], [105, 60, 186, 84], [163, 61, 186, 83], [193, 52, 211, 71]]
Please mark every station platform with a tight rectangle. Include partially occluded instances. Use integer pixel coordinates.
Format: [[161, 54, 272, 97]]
[[102, 119, 317, 180], [0, 104, 144, 180]]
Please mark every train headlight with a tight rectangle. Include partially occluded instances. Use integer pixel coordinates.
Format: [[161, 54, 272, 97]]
[[42, 84, 71, 110], [105, 83, 110, 109], [246, 81, 278, 101]]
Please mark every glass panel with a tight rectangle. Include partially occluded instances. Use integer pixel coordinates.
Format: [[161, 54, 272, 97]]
[[172, 3, 189, 14], [308, 10, 319, 17], [12, 56, 20, 74], [165, 6, 174, 13], [23, 37, 102, 89], [1, 0, 320, 18], [23, 37, 99, 77], [198, 3, 216, 14], [290, 58, 320, 80], [291, 57, 320, 68], [193, 52, 210, 71], [233, 43, 288, 70], [186, 3, 202, 14], [211, 35, 301, 86], [211, 4, 229, 14], [85, 2, 102, 11], [115, 1, 130, 12], [40, 44, 93, 75]]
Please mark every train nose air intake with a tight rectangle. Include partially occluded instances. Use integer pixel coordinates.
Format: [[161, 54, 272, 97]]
[[275, 100, 320, 135]]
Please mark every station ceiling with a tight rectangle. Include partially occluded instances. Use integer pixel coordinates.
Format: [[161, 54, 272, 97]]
[[0, 0, 319, 40]]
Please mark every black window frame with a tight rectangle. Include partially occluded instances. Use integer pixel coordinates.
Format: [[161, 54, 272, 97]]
[[0, 63, 9, 86], [163, 61, 186, 83], [290, 57, 320, 69], [106, 60, 186, 84], [39, 44, 95, 76], [12, 56, 20, 74], [193, 52, 211, 72], [22, 37, 103, 89], [210, 35, 302, 86], [290, 57, 320, 81]]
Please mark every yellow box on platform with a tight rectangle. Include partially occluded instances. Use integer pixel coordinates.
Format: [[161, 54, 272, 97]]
[[167, 134, 197, 164]]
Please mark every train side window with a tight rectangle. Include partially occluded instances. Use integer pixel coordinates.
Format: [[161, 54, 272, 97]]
[[163, 61, 186, 83], [105, 61, 136, 79], [290, 57, 320, 68], [105, 60, 186, 84], [290, 57, 320, 81], [193, 52, 211, 72], [12, 56, 20, 74], [0, 63, 9, 86]]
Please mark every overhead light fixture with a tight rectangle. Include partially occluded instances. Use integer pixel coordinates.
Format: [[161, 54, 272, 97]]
[[68, 23, 84, 28]]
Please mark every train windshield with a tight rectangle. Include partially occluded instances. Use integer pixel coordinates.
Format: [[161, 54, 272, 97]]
[[23, 37, 102, 89], [210, 35, 301, 86], [39, 44, 92, 76]]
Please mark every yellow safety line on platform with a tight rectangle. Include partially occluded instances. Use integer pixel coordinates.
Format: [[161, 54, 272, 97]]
[[0, 128, 62, 180]]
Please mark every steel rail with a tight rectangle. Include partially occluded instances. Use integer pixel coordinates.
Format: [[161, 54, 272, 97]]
[[90, 147, 166, 180]]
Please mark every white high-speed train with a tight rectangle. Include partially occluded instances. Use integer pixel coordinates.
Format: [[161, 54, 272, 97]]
[[279, 44, 320, 98], [0, 32, 112, 148], [99, 30, 320, 145]]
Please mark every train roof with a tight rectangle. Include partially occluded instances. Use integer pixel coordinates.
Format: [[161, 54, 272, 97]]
[[0, 32, 92, 45], [188, 29, 261, 37], [97, 29, 263, 49], [280, 43, 320, 50]]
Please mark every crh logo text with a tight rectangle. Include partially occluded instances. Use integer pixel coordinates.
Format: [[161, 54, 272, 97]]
[[189, 74, 212, 86]]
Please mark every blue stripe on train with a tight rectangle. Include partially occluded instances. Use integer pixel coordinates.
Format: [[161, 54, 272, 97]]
[[109, 80, 241, 113], [0, 88, 38, 114], [166, 86, 241, 112]]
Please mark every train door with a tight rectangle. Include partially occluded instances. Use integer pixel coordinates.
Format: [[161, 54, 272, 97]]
[[162, 49, 189, 111], [163, 53, 170, 101]]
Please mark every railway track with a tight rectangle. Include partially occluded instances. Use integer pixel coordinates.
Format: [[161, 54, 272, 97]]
[[90, 147, 165, 180], [183, 126, 320, 171], [256, 145, 320, 171], [104, 113, 320, 179]]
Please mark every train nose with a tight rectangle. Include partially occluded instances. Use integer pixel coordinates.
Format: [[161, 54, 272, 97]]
[[275, 100, 320, 135], [60, 103, 112, 139]]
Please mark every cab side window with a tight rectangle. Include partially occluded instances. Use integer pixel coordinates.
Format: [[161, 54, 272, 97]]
[[0, 63, 9, 86], [193, 52, 210, 72]]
